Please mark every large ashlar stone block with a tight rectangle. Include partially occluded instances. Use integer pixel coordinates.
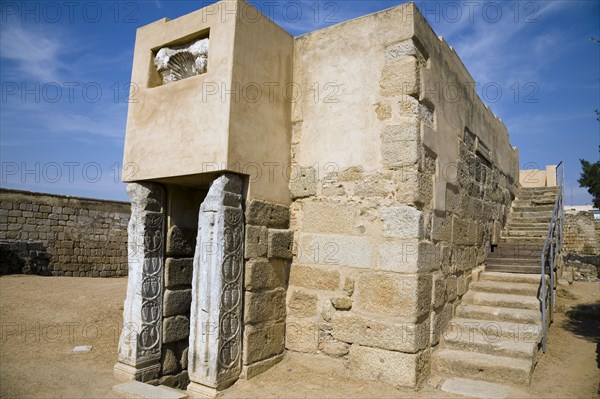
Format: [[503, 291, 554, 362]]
[[244, 225, 268, 259], [116, 183, 165, 381], [164, 258, 193, 288], [243, 323, 285, 365], [431, 303, 453, 345], [297, 233, 373, 268], [355, 272, 432, 319], [381, 206, 423, 239], [379, 56, 419, 97], [188, 174, 244, 394], [244, 258, 287, 292], [285, 319, 320, 353], [347, 345, 430, 387], [246, 200, 289, 229], [381, 123, 421, 168], [287, 289, 318, 318], [267, 229, 293, 259], [385, 39, 426, 63], [451, 215, 470, 245], [377, 239, 436, 273], [288, 264, 340, 291], [446, 274, 458, 302], [244, 288, 287, 325], [166, 226, 195, 257], [163, 289, 192, 317], [301, 201, 359, 234], [394, 166, 426, 205], [431, 271, 446, 309], [330, 312, 429, 353], [290, 166, 317, 199], [163, 315, 190, 343], [431, 212, 452, 243]]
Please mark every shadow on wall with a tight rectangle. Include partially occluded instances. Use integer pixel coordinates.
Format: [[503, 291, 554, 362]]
[[0, 241, 52, 276], [562, 302, 600, 368]]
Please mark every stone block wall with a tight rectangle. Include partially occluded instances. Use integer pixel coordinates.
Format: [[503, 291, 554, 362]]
[[242, 199, 292, 379], [155, 185, 205, 389], [286, 3, 519, 388], [564, 212, 600, 255], [563, 212, 600, 281], [0, 188, 129, 277]]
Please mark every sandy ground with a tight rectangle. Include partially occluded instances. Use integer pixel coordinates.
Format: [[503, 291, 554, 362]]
[[0, 275, 598, 399]]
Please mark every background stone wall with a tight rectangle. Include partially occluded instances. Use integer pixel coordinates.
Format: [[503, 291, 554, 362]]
[[0, 188, 129, 277], [563, 212, 600, 281], [564, 212, 600, 255]]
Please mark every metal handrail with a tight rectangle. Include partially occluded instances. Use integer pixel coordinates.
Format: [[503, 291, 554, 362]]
[[540, 162, 564, 352]]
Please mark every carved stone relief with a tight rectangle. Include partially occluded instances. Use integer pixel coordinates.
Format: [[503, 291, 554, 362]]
[[188, 174, 244, 395], [115, 183, 165, 381], [154, 39, 209, 85]]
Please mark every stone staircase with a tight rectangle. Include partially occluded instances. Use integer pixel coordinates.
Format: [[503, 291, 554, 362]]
[[433, 187, 559, 391], [433, 271, 544, 387], [486, 186, 560, 274]]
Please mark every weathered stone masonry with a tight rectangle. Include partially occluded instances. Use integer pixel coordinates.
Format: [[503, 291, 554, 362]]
[[0, 188, 129, 277], [115, 1, 523, 394], [286, 3, 519, 388]]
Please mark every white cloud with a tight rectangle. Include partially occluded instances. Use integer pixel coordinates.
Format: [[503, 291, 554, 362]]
[[0, 22, 71, 82]]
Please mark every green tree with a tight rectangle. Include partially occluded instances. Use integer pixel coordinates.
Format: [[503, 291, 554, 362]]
[[578, 157, 600, 208]]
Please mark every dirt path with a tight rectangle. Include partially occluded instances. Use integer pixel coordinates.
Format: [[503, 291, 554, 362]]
[[0, 276, 598, 398]]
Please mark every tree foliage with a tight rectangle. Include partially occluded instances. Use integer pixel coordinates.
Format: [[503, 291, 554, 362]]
[[578, 158, 600, 208]]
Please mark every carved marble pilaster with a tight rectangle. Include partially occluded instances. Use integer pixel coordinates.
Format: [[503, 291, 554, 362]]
[[114, 183, 165, 382], [188, 174, 244, 397]]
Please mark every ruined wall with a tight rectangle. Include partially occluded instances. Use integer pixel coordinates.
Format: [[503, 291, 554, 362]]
[[564, 212, 600, 255], [286, 3, 519, 387], [0, 188, 129, 277], [563, 212, 600, 281]]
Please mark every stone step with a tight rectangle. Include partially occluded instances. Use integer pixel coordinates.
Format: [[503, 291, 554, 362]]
[[505, 224, 549, 230], [500, 237, 547, 244], [433, 349, 533, 385], [507, 219, 552, 226], [447, 318, 542, 341], [484, 257, 539, 265], [486, 250, 542, 265], [516, 193, 558, 199], [470, 281, 539, 296], [456, 304, 542, 324], [479, 271, 542, 284], [462, 291, 540, 310], [485, 265, 545, 274], [443, 328, 538, 359], [503, 231, 550, 239], [493, 242, 544, 251], [510, 212, 554, 220], [511, 208, 554, 212], [519, 186, 559, 193], [513, 198, 556, 206]]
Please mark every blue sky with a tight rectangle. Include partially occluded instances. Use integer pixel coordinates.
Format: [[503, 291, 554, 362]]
[[1, 0, 598, 203]]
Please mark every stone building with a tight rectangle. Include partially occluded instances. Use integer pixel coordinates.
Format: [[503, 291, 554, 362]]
[[114, 1, 526, 395]]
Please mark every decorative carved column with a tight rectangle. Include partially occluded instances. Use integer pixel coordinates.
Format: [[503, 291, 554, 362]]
[[188, 174, 244, 397], [114, 183, 165, 382]]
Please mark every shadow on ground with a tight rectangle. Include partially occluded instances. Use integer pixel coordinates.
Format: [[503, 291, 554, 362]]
[[562, 302, 600, 368]]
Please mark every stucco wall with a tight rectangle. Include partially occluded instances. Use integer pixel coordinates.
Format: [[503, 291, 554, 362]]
[[0, 188, 129, 277]]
